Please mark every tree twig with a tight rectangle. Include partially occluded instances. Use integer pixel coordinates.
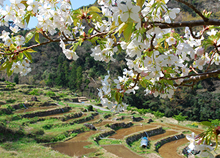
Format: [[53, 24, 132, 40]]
[[145, 19, 220, 29], [175, 0, 209, 22]]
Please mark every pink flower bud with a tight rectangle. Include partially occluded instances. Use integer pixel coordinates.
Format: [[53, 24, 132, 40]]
[[196, 47, 205, 56]]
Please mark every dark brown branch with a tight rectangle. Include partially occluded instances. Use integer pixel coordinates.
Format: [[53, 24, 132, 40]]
[[175, 0, 209, 22], [145, 19, 220, 29], [189, 27, 202, 39], [163, 69, 220, 86], [62, 32, 74, 41], [128, 73, 140, 89], [42, 31, 53, 41], [205, 51, 215, 72], [150, 34, 156, 50], [84, 18, 101, 33], [0, 32, 109, 55]]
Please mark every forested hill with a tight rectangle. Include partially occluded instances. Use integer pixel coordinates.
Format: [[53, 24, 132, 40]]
[[1, 0, 220, 122]]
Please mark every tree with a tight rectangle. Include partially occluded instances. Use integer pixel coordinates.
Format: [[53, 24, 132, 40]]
[[0, 0, 220, 153], [76, 66, 83, 91], [13, 74, 19, 84]]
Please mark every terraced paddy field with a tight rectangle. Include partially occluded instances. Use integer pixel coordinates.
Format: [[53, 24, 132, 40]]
[[0, 81, 220, 158]]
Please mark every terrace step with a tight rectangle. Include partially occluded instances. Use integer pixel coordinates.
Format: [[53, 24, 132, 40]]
[[21, 106, 71, 118]]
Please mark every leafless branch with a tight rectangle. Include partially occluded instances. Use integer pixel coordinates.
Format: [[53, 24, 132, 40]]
[[163, 69, 220, 86], [127, 73, 140, 90], [0, 32, 109, 56], [42, 31, 53, 41], [145, 19, 220, 29], [84, 18, 101, 33], [205, 51, 216, 72], [62, 32, 75, 41], [175, 0, 209, 22], [150, 34, 156, 50], [189, 27, 202, 39]]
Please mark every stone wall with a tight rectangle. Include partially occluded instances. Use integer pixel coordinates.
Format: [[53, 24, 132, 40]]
[[125, 127, 164, 145], [60, 112, 83, 121], [154, 133, 185, 151], [94, 130, 116, 142], [69, 112, 99, 125], [109, 122, 133, 130], [21, 106, 71, 118]]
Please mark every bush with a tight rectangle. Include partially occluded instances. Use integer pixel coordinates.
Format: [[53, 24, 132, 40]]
[[153, 111, 165, 118], [45, 91, 56, 97], [29, 89, 40, 96], [173, 113, 188, 122], [6, 99, 16, 103], [4, 81, 16, 89], [87, 105, 93, 111]]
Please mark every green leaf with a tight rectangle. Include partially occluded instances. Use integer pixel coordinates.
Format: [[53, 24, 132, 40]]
[[115, 22, 127, 36], [25, 31, 35, 43], [6, 62, 13, 76], [88, 28, 94, 34], [115, 92, 120, 102], [35, 33, 40, 43], [0, 62, 8, 71], [26, 49, 36, 53], [23, 51, 32, 62], [124, 22, 133, 42], [89, 6, 101, 13], [200, 121, 212, 127], [25, 13, 31, 25], [18, 52, 24, 60]]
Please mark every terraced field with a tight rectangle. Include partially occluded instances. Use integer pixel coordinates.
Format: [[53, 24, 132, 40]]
[[0, 81, 219, 158]]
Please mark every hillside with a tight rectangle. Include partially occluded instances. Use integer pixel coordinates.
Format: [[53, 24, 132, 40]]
[[1, 0, 220, 122], [0, 81, 219, 158]]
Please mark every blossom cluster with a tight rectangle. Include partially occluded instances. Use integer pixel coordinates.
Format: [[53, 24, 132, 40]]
[[11, 58, 31, 76]]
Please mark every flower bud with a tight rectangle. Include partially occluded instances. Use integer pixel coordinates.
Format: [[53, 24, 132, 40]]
[[196, 47, 205, 56]]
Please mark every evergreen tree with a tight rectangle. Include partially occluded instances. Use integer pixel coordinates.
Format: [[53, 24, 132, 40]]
[[68, 62, 77, 90], [76, 66, 83, 91], [13, 74, 19, 84]]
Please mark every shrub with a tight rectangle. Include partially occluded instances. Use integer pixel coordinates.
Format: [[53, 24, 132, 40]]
[[45, 91, 56, 97], [173, 113, 188, 122], [6, 99, 16, 103], [87, 105, 93, 111], [29, 89, 40, 96], [4, 81, 16, 89], [153, 111, 165, 118]]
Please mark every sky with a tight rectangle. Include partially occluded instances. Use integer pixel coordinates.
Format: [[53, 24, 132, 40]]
[[4, 0, 96, 28]]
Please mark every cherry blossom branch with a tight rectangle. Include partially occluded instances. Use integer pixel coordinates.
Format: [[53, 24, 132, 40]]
[[163, 69, 220, 86], [0, 32, 109, 55], [127, 73, 140, 90], [62, 32, 74, 41], [188, 27, 202, 39], [84, 18, 101, 33], [150, 34, 156, 50], [42, 31, 53, 41], [205, 51, 216, 72], [146, 19, 220, 29], [175, 0, 209, 22]]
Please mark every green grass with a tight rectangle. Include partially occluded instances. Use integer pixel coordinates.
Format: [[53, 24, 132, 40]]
[[98, 139, 122, 145], [129, 138, 153, 154]]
